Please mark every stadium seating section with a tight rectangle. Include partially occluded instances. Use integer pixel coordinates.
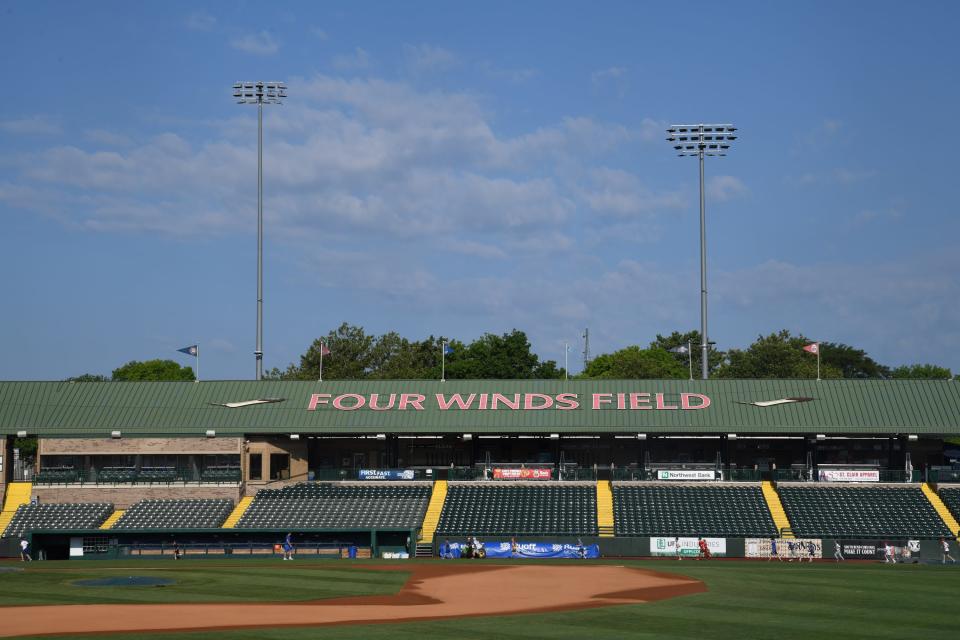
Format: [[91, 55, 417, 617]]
[[34, 465, 242, 484], [236, 482, 430, 529], [613, 484, 777, 537], [937, 487, 960, 522], [35, 467, 79, 484], [2, 503, 113, 538], [113, 499, 234, 529], [779, 486, 951, 539], [435, 484, 597, 536]]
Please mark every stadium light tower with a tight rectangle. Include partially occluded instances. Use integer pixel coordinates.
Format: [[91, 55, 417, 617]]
[[233, 81, 287, 380], [666, 124, 737, 380]]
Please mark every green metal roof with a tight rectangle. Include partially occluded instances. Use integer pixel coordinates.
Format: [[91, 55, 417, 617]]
[[1, 379, 959, 436]]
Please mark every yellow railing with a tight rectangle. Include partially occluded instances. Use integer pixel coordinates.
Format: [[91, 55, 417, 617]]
[[596, 480, 615, 537], [922, 483, 960, 539], [762, 481, 794, 538], [100, 510, 125, 529], [419, 480, 448, 543], [222, 496, 254, 529]]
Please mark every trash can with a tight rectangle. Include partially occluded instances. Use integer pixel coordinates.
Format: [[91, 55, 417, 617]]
[[348, 545, 358, 559]]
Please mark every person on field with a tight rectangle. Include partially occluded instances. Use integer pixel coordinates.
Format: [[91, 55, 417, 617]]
[[769, 537, 781, 562], [577, 538, 586, 559], [833, 540, 845, 562], [19, 538, 32, 562], [675, 536, 683, 561], [173, 541, 182, 560], [697, 537, 711, 560], [283, 532, 294, 560], [806, 540, 816, 563], [883, 542, 895, 564], [940, 537, 956, 564], [511, 536, 518, 558]]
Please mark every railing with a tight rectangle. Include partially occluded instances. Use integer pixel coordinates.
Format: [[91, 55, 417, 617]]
[[929, 469, 960, 483], [117, 541, 366, 558]]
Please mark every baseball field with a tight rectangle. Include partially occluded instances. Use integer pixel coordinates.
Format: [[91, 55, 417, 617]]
[[1, 558, 957, 639]]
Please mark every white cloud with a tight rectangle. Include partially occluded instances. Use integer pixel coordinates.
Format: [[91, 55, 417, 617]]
[[478, 61, 538, 83], [84, 129, 132, 147], [578, 168, 685, 217], [332, 48, 373, 71], [231, 31, 279, 55], [707, 175, 748, 202], [185, 11, 216, 31], [404, 44, 458, 74], [592, 66, 627, 84], [0, 115, 61, 135]]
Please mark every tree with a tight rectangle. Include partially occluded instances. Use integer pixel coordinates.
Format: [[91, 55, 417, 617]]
[[66, 373, 109, 382], [819, 342, 889, 379], [890, 364, 953, 379], [714, 330, 842, 379], [295, 323, 376, 380], [444, 330, 542, 379], [111, 359, 195, 381], [580, 346, 687, 379], [649, 330, 724, 376]]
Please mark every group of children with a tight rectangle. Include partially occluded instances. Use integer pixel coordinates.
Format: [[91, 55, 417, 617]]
[[768, 538, 821, 562]]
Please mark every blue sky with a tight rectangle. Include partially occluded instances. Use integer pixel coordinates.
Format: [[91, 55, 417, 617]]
[[2, 0, 959, 380]]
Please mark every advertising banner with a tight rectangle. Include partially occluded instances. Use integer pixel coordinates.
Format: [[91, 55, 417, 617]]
[[746, 538, 823, 559], [492, 468, 553, 480], [444, 541, 599, 559], [357, 469, 415, 481], [656, 469, 717, 481], [817, 469, 880, 483], [838, 539, 916, 560], [650, 537, 726, 557]]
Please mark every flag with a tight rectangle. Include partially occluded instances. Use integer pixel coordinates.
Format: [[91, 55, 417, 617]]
[[443, 344, 454, 355], [669, 345, 689, 354], [803, 343, 819, 354], [177, 345, 198, 357], [319, 342, 330, 356]]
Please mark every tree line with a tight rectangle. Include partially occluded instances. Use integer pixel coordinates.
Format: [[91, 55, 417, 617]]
[[71, 323, 953, 381]]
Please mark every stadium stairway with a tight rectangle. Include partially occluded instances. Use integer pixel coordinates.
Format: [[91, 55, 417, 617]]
[[922, 483, 960, 540], [761, 481, 795, 538], [596, 480, 614, 537], [418, 480, 448, 546], [0, 482, 32, 537], [221, 496, 253, 529], [99, 510, 125, 530]]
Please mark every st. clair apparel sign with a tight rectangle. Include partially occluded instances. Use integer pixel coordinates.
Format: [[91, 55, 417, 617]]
[[308, 391, 712, 412]]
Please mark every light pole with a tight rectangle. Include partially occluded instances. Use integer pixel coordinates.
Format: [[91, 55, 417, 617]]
[[666, 124, 737, 379], [233, 81, 287, 380]]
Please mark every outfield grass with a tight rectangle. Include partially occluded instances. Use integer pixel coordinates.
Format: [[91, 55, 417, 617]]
[[0, 559, 407, 606], [6, 559, 959, 640]]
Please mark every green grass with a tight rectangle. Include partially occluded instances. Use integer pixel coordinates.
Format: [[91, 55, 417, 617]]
[[5, 559, 960, 640], [0, 559, 407, 606]]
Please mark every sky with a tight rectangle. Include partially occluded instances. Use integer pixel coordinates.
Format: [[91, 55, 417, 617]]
[[1, 0, 959, 380]]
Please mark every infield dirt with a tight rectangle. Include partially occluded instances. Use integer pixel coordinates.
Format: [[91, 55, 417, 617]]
[[0, 563, 705, 637]]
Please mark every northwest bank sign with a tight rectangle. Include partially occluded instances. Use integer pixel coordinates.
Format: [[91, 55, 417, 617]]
[[307, 392, 711, 412]]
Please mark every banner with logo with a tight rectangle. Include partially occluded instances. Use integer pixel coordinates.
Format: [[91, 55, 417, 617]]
[[656, 469, 717, 481], [444, 541, 599, 559], [357, 469, 415, 481], [492, 468, 553, 480], [837, 539, 915, 560], [650, 537, 726, 557], [746, 538, 823, 559], [817, 469, 880, 483]]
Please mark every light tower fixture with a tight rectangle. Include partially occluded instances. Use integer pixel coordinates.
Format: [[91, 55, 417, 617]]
[[233, 81, 287, 380], [666, 123, 738, 379]]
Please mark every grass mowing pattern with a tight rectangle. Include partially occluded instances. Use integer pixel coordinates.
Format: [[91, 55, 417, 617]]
[[0, 559, 407, 606], [8, 560, 960, 640]]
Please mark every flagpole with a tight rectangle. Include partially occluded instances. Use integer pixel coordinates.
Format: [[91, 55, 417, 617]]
[[441, 341, 446, 382], [688, 340, 693, 381], [564, 342, 569, 381], [197, 344, 200, 383], [817, 343, 820, 382], [319, 342, 324, 382]]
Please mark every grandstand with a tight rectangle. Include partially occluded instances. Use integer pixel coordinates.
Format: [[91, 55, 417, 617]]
[[1, 379, 960, 559], [613, 483, 776, 537], [436, 483, 597, 537], [778, 486, 951, 539], [237, 483, 430, 529], [113, 499, 234, 529]]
